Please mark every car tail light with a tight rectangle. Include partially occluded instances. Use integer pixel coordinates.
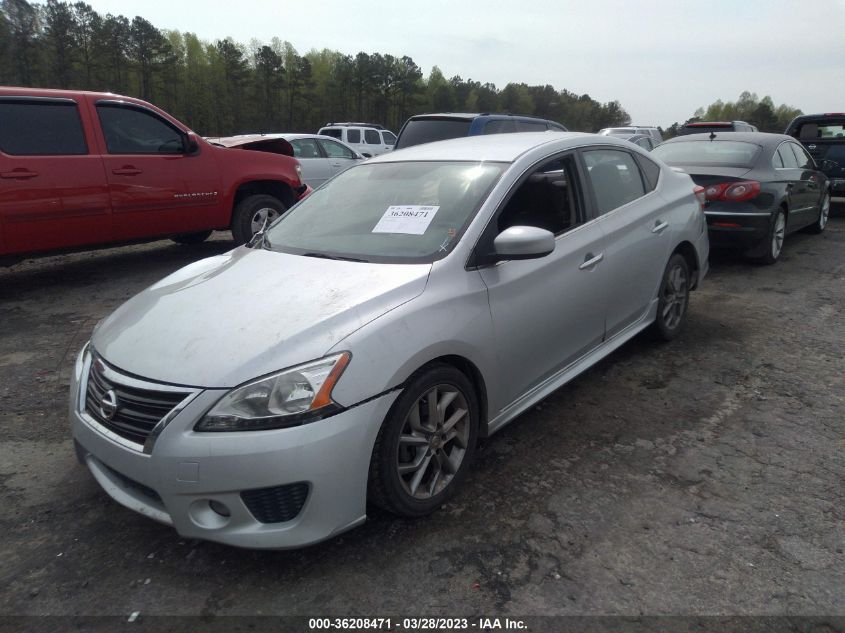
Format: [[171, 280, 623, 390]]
[[703, 180, 760, 202], [693, 185, 706, 210]]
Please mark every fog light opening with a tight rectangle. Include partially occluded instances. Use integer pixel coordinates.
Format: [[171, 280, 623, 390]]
[[209, 500, 231, 517]]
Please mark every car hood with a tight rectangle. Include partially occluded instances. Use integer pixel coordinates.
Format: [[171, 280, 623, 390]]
[[91, 248, 431, 388]]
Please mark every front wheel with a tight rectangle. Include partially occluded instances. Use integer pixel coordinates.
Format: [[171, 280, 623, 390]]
[[231, 194, 288, 245], [805, 193, 830, 234], [368, 364, 479, 517], [651, 253, 690, 342]]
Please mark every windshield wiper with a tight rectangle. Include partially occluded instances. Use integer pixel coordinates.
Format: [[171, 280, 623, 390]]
[[302, 252, 369, 263]]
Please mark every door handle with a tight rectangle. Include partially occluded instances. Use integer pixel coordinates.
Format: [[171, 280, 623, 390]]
[[0, 169, 38, 180], [579, 252, 604, 270], [330, 162, 341, 167], [652, 220, 669, 234], [112, 167, 142, 176]]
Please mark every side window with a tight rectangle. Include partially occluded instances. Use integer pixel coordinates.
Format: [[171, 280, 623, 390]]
[[515, 120, 548, 132], [346, 128, 361, 144], [0, 101, 87, 155], [382, 131, 397, 145], [549, 122, 567, 132], [582, 149, 646, 215], [635, 138, 650, 149], [772, 148, 784, 169], [483, 120, 516, 134], [790, 143, 814, 169], [496, 155, 582, 236], [96, 105, 184, 154], [777, 144, 799, 168], [364, 129, 381, 144], [320, 129, 342, 139], [634, 154, 660, 192], [318, 138, 355, 159], [290, 138, 321, 159]]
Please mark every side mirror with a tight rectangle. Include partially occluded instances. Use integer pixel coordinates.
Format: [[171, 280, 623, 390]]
[[184, 132, 201, 155], [493, 226, 555, 261]]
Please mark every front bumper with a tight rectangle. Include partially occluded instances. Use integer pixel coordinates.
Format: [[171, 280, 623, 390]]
[[69, 351, 397, 549]]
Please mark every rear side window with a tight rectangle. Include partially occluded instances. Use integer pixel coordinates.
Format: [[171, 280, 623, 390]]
[[395, 119, 472, 149], [346, 129, 361, 144], [364, 129, 381, 144], [515, 120, 548, 132], [790, 143, 814, 169], [634, 154, 660, 191], [319, 128, 342, 139], [317, 138, 356, 159], [382, 131, 397, 145], [97, 104, 184, 154], [583, 149, 646, 215], [0, 100, 87, 155], [772, 149, 784, 168], [483, 120, 517, 134], [290, 138, 321, 159], [777, 144, 799, 168]]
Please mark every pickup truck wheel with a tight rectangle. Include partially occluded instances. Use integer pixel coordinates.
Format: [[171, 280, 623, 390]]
[[171, 230, 212, 245], [231, 194, 288, 245]]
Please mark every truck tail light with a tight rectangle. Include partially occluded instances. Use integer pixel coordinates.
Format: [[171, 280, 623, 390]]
[[703, 180, 760, 202]]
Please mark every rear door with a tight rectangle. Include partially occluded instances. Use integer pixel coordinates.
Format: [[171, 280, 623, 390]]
[[362, 128, 385, 156], [93, 99, 221, 241], [289, 137, 333, 188], [786, 142, 820, 228], [581, 147, 672, 337], [316, 138, 359, 179], [0, 96, 110, 256], [381, 130, 397, 151]]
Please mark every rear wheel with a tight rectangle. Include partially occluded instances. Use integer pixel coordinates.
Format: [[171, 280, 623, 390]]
[[805, 193, 830, 234], [171, 230, 212, 245], [368, 364, 479, 517], [751, 208, 786, 265], [231, 194, 288, 245], [651, 253, 690, 342]]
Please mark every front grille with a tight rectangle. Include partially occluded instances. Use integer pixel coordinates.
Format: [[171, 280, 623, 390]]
[[241, 483, 309, 523], [84, 358, 190, 447]]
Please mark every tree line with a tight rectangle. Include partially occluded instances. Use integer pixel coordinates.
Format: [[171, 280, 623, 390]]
[[0, 0, 633, 136]]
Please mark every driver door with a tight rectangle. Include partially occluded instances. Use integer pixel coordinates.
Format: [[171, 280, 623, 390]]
[[92, 99, 221, 241]]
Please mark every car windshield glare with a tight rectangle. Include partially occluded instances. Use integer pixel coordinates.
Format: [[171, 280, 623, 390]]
[[652, 140, 761, 167], [264, 161, 505, 263]]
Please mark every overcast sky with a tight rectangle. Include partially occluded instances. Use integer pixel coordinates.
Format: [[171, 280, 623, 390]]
[[84, 0, 845, 128]]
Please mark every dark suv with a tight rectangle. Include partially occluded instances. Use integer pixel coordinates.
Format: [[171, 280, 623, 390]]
[[394, 113, 568, 150], [786, 113, 845, 197]]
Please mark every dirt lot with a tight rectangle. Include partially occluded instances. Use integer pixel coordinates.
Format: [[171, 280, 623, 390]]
[[1, 211, 844, 622]]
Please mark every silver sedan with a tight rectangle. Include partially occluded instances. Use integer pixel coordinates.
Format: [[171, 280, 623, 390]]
[[278, 133, 364, 188], [69, 133, 709, 549]]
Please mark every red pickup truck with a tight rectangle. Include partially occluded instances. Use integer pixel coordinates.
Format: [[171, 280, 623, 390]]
[[0, 88, 310, 264]]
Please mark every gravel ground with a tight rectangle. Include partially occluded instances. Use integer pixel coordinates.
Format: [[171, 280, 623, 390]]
[[1, 210, 843, 621]]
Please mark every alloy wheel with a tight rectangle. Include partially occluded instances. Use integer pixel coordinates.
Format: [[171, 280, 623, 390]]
[[250, 207, 280, 234], [661, 262, 688, 330], [771, 211, 786, 259], [396, 385, 470, 500]]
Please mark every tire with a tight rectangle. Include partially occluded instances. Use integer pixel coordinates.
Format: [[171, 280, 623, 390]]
[[651, 253, 690, 342], [750, 207, 786, 265], [171, 230, 212, 245], [368, 364, 479, 517], [231, 194, 287, 245], [805, 193, 830, 234]]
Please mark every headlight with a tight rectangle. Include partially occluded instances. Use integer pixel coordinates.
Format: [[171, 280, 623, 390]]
[[196, 352, 350, 432]]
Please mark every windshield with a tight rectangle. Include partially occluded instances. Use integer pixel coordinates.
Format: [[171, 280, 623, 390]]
[[395, 119, 472, 149], [264, 161, 505, 263], [652, 140, 761, 167]]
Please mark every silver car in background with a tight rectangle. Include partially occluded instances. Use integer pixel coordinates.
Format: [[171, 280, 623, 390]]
[[69, 132, 709, 549]]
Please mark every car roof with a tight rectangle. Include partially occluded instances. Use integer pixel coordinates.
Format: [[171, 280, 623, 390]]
[[409, 112, 550, 122], [665, 132, 791, 148], [368, 131, 602, 163]]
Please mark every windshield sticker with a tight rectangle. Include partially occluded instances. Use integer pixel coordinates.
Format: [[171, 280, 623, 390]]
[[372, 205, 440, 235]]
